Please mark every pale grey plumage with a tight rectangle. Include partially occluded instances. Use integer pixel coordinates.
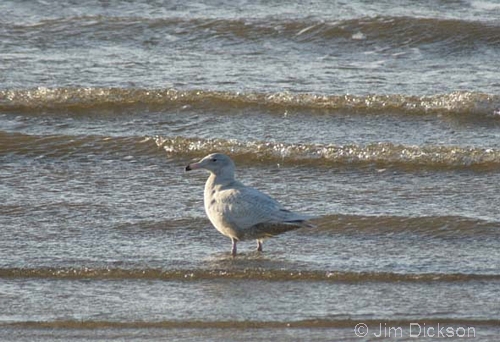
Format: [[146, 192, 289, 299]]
[[185, 153, 314, 255]]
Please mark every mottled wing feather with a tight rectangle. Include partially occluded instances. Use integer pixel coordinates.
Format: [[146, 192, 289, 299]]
[[212, 185, 310, 230]]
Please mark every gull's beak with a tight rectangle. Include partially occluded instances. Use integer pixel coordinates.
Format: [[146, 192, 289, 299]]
[[185, 162, 202, 172]]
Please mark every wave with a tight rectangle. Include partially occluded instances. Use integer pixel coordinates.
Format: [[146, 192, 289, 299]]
[[4, 318, 499, 330], [314, 214, 499, 237], [3, 131, 500, 171], [1, 87, 499, 118], [0, 131, 161, 160], [280, 16, 500, 52], [4, 15, 500, 51], [0, 267, 498, 283], [156, 136, 500, 171]]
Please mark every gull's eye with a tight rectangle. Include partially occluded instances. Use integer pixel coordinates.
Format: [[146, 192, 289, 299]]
[[211, 158, 217, 162]]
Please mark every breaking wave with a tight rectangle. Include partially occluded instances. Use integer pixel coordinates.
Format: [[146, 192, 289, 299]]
[[1, 267, 498, 283], [156, 136, 500, 171], [1, 87, 499, 118], [3, 131, 500, 171]]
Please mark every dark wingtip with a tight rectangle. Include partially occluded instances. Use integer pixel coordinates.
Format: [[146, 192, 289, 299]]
[[185, 165, 192, 172]]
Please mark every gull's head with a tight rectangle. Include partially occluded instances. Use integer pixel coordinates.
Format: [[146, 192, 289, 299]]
[[185, 153, 236, 177]]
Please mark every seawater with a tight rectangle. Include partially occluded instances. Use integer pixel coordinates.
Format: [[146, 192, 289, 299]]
[[1, 0, 500, 341]]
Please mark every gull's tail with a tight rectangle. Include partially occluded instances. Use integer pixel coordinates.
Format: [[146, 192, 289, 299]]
[[242, 213, 318, 240], [279, 209, 318, 228]]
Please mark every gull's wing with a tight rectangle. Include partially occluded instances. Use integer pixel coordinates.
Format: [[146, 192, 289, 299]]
[[210, 183, 311, 230]]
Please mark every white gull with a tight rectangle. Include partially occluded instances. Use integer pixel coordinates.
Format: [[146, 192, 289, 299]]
[[185, 153, 314, 256]]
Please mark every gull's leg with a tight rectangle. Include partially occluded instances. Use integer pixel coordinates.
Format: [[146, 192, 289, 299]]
[[231, 238, 237, 256], [256, 239, 263, 252]]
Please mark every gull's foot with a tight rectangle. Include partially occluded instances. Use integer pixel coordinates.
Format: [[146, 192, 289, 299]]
[[256, 239, 263, 252], [231, 238, 238, 257]]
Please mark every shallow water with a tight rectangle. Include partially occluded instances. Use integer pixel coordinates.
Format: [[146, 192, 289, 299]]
[[1, 0, 500, 341]]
